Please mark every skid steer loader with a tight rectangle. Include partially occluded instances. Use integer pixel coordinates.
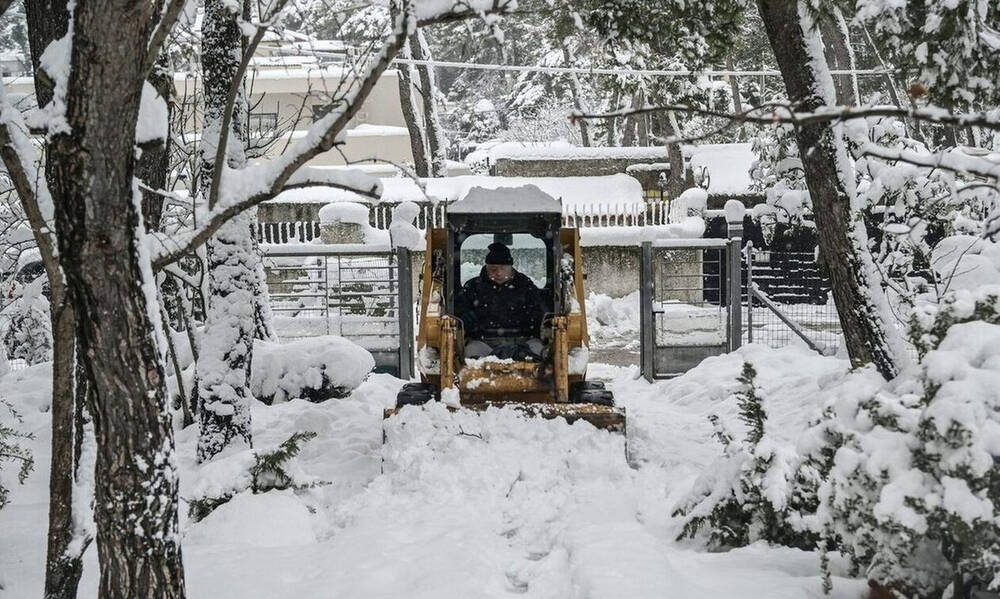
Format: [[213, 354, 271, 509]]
[[384, 185, 626, 433]]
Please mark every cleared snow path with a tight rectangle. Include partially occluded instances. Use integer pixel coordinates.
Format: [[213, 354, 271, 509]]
[[2, 348, 867, 598]]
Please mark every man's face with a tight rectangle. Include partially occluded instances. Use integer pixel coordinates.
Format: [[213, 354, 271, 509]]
[[486, 264, 513, 284]]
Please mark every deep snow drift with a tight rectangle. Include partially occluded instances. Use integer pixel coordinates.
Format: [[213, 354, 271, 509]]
[[1, 345, 868, 598]]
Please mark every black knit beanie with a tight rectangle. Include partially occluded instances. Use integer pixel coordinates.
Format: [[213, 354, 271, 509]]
[[485, 243, 513, 265]]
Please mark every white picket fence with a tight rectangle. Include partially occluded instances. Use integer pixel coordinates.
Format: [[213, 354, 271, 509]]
[[256, 221, 322, 244], [257, 200, 682, 244]]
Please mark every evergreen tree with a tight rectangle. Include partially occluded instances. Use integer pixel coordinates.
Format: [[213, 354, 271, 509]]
[[674, 361, 813, 550]]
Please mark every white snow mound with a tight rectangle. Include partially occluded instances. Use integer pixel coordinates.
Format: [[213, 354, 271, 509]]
[[253, 336, 374, 403], [185, 489, 316, 548]]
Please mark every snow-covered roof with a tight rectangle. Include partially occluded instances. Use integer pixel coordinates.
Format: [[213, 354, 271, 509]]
[[379, 174, 643, 208], [684, 143, 755, 196], [447, 185, 563, 215]]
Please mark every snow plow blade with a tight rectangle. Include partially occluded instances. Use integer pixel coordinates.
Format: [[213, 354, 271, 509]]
[[383, 402, 626, 434]]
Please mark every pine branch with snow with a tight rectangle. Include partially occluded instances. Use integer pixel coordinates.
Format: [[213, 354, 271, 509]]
[[188, 430, 320, 522], [0, 397, 34, 510], [673, 361, 813, 551]]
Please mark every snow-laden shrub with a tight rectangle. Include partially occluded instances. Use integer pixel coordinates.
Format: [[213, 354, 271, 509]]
[[388, 201, 422, 250], [0, 398, 34, 510], [2, 293, 51, 366], [252, 336, 374, 404], [188, 431, 319, 522], [807, 287, 1000, 598], [673, 362, 814, 550]]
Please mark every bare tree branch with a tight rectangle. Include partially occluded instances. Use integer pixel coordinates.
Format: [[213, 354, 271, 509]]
[[208, 1, 290, 209], [151, 0, 516, 270], [144, 0, 187, 76], [858, 143, 1000, 181], [572, 103, 1000, 132], [0, 94, 60, 278]]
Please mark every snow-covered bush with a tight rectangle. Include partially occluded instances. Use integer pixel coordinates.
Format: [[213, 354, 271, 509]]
[[749, 123, 810, 229], [0, 398, 34, 510], [388, 201, 422, 250], [673, 362, 813, 550], [2, 289, 52, 366], [806, 287, 1000, 597], [252, 336, 374, 404], [188, 431, 319, 522]]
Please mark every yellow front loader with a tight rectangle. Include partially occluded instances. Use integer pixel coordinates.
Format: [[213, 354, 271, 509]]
[[384, 185, 625, 433]]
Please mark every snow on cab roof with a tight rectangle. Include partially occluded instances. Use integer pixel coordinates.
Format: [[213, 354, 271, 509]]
[[379, 174, 643, 208], [447, 185, 563, 215]]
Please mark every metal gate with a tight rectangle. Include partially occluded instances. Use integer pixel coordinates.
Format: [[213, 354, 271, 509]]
[[262, 245, 414, 378], [639, 238, 742, 380]]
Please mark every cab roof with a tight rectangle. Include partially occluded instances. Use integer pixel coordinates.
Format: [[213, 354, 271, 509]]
[[447, 185, 563, 216]]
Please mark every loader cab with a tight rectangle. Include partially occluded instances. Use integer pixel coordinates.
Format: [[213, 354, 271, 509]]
[[395, 184, 621, 428], [444, 185, 567, 335]]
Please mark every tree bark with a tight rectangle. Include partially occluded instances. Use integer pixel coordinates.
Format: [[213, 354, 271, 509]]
[[412, 30, 447, 176], [817, 7, 858, 105], [22, 2, 93, 597], [195, 0, 256, 463], [389, 0, 428, 175], [136, 54, 173, 231], [397, 61, 428, 176], [24, 0, 70, 108], [43, 292, 88, 599], [562, 45, 592, 147], [43, 0, 186, 595], [757, 0, 899, 379]]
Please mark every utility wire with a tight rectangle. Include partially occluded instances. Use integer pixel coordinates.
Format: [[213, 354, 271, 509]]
[[268, 47, 889, 78]]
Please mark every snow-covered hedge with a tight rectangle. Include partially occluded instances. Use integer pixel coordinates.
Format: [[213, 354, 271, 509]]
[[252, 336, 375, 404], [676, 287, 1000, 597], [807, 287, 1000, 597]]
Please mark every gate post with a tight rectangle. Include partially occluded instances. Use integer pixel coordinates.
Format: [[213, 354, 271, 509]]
[[725, 201, 745, 352], [640, 241, 655, 382], [396, 247, 415, 380]]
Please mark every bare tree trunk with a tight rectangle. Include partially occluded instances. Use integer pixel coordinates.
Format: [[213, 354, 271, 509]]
[[136, 54, 173, 231], [412, 30, 447, 176], [757, 0, 899, 379], [726, 55, 745, 141], [607, 88, 620, 146], [43, 0, 186, 595], [660, 113, 687, 199], [562, 45, 592, 147], [24, 0, 69, 108], [636, 89, 649, 146], [196, 0, 256, 463], [252, 234, 277, 342], [817, 7, 858, 105], [24, 4, 93, 597], [43, 291, 89, 599], [390, 2, 428, 176], [397, 56, 429, 176]]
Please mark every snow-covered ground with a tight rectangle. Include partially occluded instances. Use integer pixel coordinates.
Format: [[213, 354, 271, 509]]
[[1, 343, 868, 598]]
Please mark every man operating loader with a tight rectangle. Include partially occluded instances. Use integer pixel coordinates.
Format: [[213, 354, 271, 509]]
[[456, 242, 546, 360]]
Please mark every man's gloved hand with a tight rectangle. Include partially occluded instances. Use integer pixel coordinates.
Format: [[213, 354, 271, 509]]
[[491, 342, 542, 362]]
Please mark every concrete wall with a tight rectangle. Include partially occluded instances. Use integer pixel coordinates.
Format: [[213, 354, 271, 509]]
[[404, 245, 691, 300]]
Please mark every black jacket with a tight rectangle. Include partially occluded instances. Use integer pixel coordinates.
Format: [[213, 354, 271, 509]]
[[455, 268, 546, 338]]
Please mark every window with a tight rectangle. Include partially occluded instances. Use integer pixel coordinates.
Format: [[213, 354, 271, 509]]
[[459, 233, 548, 288], [248, 112, 278, 137]]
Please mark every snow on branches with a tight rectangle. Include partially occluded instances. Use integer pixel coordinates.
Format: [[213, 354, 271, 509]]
[[855, 0, 1000, 109]]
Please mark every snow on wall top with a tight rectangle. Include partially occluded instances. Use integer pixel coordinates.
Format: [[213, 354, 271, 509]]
[[447, 185, 563, 215], [684, 143, 755, 196], [478, 140, 670, 162], [379, 174, 643, 208]]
